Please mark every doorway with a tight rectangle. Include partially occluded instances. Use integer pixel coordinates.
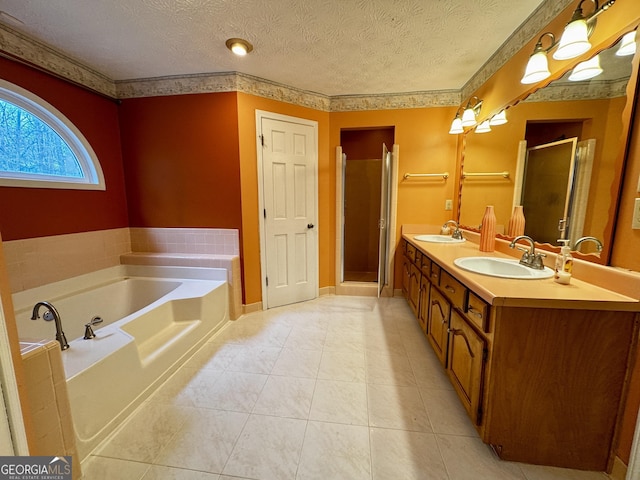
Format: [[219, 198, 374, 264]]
[[336, 127, 397, 296]]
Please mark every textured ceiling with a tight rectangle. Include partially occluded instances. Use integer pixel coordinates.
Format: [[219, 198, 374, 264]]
[[0, 0, 547, 96]]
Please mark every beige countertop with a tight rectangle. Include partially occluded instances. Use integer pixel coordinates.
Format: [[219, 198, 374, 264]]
[[403, 231, 640, 312]]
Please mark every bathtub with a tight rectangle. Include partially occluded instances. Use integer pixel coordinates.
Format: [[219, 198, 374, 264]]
[[12, 264, 229, 460]]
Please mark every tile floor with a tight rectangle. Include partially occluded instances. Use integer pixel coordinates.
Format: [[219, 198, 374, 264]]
[[81, 295, 610, 480]]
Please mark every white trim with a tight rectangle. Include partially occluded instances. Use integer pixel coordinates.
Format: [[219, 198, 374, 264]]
[[255, 110, 319, 309], [0, 79, 106, 190], [628, 402, 640, 479], [0, 293, 29, 455]]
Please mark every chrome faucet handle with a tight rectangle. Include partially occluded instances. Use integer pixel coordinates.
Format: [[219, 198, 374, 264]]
[[451, 228, 463, 240], [530, 252, 547, 270], [84, 316, 103, 339]]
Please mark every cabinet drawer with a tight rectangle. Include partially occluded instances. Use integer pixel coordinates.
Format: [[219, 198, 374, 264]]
[[430, 262, 441, 284], [440, 270, 467, 312], [415, 250, 423, 267], [421, 254, 431, 276], [466, 292, 489, 332], [406, 242, 416, 263]]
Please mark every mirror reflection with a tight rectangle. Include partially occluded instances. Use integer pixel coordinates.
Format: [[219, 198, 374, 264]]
[[459, 30, 638, 259]]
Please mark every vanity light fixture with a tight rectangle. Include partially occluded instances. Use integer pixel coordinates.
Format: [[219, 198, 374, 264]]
[[521, 33, 554, 84], [616, 30, 637, 56], [225, 38, 253, 56], [461, 96, 482, 127], [448, 108, 464, 134], [553, 0, 616, 61], [568, 54, 603, 81], [475, 120, 492, 133], [489, 109, 508, 126]]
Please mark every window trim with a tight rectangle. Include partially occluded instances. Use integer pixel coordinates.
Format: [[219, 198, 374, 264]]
[[0, 79, 106, 190]]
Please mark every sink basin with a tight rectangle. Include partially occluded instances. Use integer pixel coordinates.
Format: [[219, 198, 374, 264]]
[[414, 234, 465, 244], [453, 256, 554, 279]]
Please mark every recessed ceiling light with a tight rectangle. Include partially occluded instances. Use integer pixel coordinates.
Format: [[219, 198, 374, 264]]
[[225, 38, 253, 56], [0, 11, 25, 27]]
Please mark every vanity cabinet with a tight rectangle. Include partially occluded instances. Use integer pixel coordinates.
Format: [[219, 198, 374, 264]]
[[427, 286, 450, 366], [448, 309, 487, 424], [399, 236, 639, 471], [401, 240, 421, 317]]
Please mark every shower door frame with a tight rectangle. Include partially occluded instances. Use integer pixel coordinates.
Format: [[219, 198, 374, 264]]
[[335, 144, 399, 297]]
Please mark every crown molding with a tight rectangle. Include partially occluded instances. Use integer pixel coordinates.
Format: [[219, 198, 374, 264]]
[[461, 0, 575, 100], [0, 23, 115, 97], [0, 0, 569, 112]]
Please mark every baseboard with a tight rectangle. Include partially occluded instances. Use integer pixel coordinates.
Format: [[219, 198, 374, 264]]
[[610, 456, 627, 480], [242, 302, 262, 315], [393, 288, 404, 297], [319, 286, 335, 296]]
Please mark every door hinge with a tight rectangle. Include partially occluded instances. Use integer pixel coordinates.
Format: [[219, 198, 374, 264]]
[[263, 209, 266, 219], [477, 405, 484, 424], [260, 134, 264, 146], [483, 347, 489, 362], [266, 276, 269, 286]]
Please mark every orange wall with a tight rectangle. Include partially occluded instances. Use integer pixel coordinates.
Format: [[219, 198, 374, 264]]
[[330, 107, 459, 290], [119, 92, 242, 229], [236, 93, 330, 306], [0, 58, 129, 240]]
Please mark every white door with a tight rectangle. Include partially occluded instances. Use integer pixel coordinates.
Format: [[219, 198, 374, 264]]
[[258, 112, 318, 309]]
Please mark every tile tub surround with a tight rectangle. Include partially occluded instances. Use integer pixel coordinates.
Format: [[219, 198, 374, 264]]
[[20, 339, 81, 480], [3, 228, 131, 292], [81, 295, 608, 480], [129, 227, 239, 256]]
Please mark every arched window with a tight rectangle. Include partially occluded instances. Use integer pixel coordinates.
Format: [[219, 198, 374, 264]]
[[0, 80, 105, 190]]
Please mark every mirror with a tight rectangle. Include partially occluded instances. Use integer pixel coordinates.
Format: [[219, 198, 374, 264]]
[[458, 29, 639, 262]]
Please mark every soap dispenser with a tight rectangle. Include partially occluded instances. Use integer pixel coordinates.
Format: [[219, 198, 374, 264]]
[[554, 239, 573, 285]]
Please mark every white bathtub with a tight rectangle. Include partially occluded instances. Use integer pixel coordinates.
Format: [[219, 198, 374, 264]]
[[12, 264, 229, 460]]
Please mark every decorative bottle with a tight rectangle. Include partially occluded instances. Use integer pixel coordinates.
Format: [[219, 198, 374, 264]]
[[479, 205, 496, 252], [508, 205, 525, 237]]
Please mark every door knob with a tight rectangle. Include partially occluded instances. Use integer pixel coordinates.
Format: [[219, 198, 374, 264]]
[[307, 223, 315, 229]]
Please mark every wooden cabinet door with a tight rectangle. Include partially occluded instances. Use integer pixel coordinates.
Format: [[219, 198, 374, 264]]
[[447, 310, 486, 425], [401, 254, 410, 299], [428, 286, 450, 366], [408, 263, 420, 316], [417, 272, 430, 333]]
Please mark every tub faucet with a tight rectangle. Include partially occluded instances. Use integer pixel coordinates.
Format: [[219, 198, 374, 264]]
[[573, 236, 603, 253], [442, 220, 463, 240], [509, 235, 546, 270], [31, 302, 69, 350]]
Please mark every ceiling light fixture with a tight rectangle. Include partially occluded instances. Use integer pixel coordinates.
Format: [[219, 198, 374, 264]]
[[461, 96, 483, 127], [521, 33, 555, 84], [569, 54, 603, 81], [553, 0, 616, 61], [489, 109, 508, 126], [616, 30, 637, 57], [225, 38, 253, 56]]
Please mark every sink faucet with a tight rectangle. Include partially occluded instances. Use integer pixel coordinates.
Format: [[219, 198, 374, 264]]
[[573, 236, 603, 253], [31, 302, 69, 350], [509, 235, 546, 270], [442, 220, 463, 240]]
